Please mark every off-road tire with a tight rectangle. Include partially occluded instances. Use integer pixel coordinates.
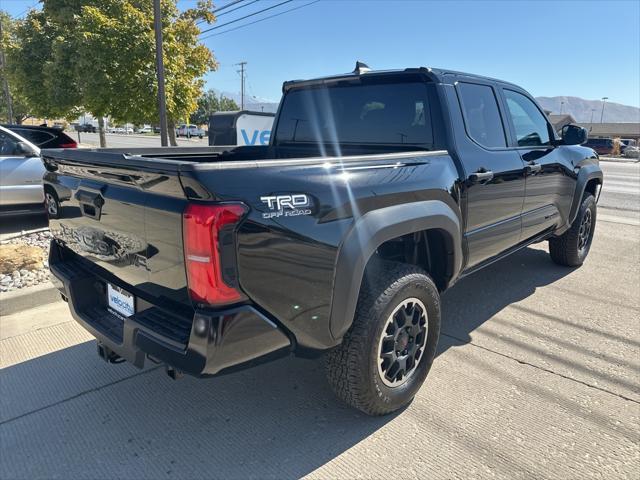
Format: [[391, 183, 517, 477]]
[[549, 193, 596, 267], [325, 261, 441, 416]]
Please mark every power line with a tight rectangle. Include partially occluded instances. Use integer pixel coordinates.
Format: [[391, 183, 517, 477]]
[[217, 0, 260, 17], [15, 2, 38, 19], [199, 0, 293, 35], [196, 0, 257, 25], [201, 0, 321, 39], [215, 0, 249, 13]]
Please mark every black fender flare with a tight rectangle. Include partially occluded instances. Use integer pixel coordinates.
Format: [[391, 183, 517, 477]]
[[328, 200, 463, 340], [568, 165, 603, 226]]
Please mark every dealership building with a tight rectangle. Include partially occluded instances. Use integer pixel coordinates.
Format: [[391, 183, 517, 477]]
[[576, 123, 640, 142]]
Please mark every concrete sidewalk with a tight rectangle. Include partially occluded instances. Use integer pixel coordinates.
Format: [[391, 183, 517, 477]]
[[1, 218, 638, 479]]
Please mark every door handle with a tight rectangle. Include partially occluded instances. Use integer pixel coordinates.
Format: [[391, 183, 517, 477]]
[[524, 163, 542, 174], [469, 170, 494, 184]]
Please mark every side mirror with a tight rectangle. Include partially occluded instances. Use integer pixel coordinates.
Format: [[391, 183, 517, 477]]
[[15, 141, 37, 157], [561, 124, 588, 146]]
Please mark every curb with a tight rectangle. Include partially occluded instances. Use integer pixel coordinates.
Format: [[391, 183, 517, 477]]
[[0, 282, 62, 317], [0, 227, 50, 243]]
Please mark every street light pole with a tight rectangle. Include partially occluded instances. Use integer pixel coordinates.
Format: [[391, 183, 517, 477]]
[[590, 108, 596, 124], [600, 97, 608, 124], [153, 0, 169, 146], [560, 101, 564, 114], [236, 61, 246, 110]]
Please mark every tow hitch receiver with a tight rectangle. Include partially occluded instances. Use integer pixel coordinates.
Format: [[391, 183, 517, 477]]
[[165, 366, 184, 380], [97, 343, 125, 364]]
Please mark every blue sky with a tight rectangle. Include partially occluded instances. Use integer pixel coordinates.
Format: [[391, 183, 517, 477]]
[[4, 0, 639, 106]]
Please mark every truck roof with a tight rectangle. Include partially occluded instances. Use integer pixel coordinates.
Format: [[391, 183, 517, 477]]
[[282, 66, 522, 92]]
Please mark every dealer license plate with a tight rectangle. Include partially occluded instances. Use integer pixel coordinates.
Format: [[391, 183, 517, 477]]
[[107, 283, 135, 317]]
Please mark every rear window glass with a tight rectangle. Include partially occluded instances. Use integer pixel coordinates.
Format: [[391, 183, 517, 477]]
[[275, 82, 433, 147], [12, 128, 54, 146], [457, 83, 506, 148]]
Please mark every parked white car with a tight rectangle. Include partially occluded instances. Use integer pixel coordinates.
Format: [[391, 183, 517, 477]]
[[176, 124, 205, 138], [623, 146, 640, 159], [0, 126, 43, 215]]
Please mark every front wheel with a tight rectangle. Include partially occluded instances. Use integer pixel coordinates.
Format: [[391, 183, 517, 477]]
[[326, 261, 441, 415], [549, 193, 596, 266]]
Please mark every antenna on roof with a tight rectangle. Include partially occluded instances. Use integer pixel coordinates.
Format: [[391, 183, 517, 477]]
[[353, 61, 371, 74]]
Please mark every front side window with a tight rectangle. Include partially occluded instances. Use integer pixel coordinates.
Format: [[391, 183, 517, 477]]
[[0, 131, 19, 156], [504, 90, 551, 147], [457, 83, 506, 148], [275, 81, 433, 147]]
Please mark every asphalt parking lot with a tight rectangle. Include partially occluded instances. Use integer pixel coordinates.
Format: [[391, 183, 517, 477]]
[[1, 161, 638, 479], [73, 132, 208, 149]]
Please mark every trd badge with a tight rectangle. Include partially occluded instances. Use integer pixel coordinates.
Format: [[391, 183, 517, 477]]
[[260, 194, 312, 219]]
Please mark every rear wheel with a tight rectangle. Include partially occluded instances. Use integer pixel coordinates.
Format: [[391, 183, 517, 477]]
[[326, 261, 441, 415], [45, 189, 60, 219], [549, 193, 596, 266]]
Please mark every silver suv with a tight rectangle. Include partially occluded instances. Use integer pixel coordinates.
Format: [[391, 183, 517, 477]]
[[0, 126, 43, 215]]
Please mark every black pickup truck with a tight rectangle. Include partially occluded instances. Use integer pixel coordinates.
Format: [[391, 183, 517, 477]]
[[43, 65, 603, 415]]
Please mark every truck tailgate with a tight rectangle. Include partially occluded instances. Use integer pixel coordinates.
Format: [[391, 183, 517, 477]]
[[45, 153, 190, 306]]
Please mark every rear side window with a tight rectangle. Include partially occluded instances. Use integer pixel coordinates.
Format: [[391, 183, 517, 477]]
[[457, 83, 506, 148], [12, 128, 54, 147], [504, 90, 551, 147], [275, 81, 433, 147]]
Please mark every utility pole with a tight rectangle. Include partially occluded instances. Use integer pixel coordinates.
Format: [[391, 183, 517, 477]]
[[236, 61, 246, 110], [590, 108, 596, 124], [600, 97, 608, 123], [0, 18, 14, 124], [154, 0, 169, 146], [560, 101, 564, 114]]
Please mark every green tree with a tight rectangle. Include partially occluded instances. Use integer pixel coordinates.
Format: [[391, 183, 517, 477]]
[[0, 12, 32, 123], [6, 1, 217, 146], [5, 4, 84, 121], [190, 89, 238, 125], [75, 0, 216, 145], [0, 84, 32, 124]]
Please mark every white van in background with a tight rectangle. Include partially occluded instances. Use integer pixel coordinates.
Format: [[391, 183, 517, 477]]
[[208, 111, 275, 146]]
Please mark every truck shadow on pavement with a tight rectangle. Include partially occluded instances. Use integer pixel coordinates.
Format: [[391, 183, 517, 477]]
[[439, 245, 571, 352], [1, 246, 578, 479]]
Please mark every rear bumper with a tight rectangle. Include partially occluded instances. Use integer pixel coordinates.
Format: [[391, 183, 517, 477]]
[[49, 241, 291, 376]]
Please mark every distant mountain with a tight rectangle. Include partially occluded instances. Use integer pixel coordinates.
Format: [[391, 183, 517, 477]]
[[535, 96, 640, 123], [213, 89, 280, 113]]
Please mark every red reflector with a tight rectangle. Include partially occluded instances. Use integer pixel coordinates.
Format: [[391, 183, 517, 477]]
[[59, 142, 77, 148], [183, 203, 247, 306]]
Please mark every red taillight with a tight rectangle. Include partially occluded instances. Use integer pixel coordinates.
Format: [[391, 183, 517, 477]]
[[182, 203, 248, 306], [59, 142, 77, 148]]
